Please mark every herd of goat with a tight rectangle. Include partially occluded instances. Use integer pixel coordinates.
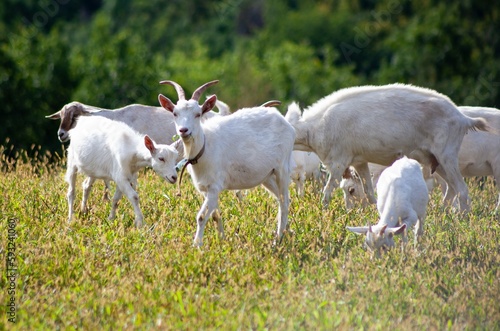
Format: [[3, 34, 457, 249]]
[[46, 80, 500, 255]]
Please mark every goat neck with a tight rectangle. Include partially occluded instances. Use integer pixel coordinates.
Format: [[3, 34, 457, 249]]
[[177, 136, 205, 194]]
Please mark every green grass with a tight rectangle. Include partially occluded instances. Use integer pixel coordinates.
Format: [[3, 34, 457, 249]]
[[1, 147, 499, 330]]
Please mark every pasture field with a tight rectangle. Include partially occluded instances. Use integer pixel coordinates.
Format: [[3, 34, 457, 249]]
[[1, 147, 499, 330]]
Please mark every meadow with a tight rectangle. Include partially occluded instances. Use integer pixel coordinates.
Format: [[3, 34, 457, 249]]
[[1, 146, 499, 330]]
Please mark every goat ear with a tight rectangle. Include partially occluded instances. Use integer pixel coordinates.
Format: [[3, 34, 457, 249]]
[[45, 111, 61, 120], [387, 224, 406, 236], [158, 94, 176, 112], [380, 224, 388, 235], [79, 108, 94, 116], [202, 94, 217, 114], [144, 135, 156, 154], [346, 226, 369, 235], [342, 168, 352, 179]]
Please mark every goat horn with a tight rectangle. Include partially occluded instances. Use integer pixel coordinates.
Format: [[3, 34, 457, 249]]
[[261, 100, 281, 107], [159, 80, 186, 100], [191, 80, 219, 101]]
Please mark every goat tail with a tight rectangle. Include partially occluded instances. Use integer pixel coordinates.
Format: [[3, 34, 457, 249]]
[[466, 116, 496, 134]]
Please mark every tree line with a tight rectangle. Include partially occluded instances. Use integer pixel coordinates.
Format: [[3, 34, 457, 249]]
[[1, 0, 498, 158]]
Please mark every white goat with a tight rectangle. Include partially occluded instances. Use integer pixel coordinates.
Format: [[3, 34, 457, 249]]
[[443, 106, 500, 210], [285, 83, 490, 212], [66, 116, 179, 227], [158, 80, 295, 247], [46, 102, 179, 210], [341, 106, 500, 211], [291, 151, 323, 197], [46, 101, 178, 144], [341, 162, 436, 210], [347, 157, 429, 256]]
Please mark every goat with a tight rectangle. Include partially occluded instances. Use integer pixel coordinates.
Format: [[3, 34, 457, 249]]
[[46, 101, 178, 144], [158, 80, 295, 247], [291, 151, 323, 197], [341, 106, 500, 211], [285, 83, 490, 212], [65, 116, 179, 227], [442, 106, 500, 210], [341, 162, 436, 210], [347, 157, 429, 256], [46, 102, 179, 209]]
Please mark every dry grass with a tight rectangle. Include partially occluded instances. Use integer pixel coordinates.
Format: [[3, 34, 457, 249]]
[[1, 147, 499, 330]]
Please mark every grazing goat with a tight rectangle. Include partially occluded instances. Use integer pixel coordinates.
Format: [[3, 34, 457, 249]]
[[291, 151, 323, 197], [347, 157, 429, 256], [66, 116, 179, 227], [341, 163, 436, 210], [158, 80, 295, 247], [285, 83, 490, 212]]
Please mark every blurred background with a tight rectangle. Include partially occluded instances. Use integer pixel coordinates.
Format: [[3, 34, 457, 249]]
[[1, 0, 499, 158]]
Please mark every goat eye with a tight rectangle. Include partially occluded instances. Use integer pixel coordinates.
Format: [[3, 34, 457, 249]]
[[195, 113, 201, 118], [159, 157, 165, 162]]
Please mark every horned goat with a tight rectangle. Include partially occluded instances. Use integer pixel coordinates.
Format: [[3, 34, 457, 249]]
[[285, 83, 490, 212], [158, 80, 295, 247], [65, 116, 179, 227], [347, 157, 429, 256]]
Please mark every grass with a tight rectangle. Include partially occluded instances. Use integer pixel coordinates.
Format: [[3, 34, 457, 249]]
[[1, 146, 499, 330]]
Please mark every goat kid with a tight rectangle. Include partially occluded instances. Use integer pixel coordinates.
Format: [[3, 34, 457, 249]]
[[341, 162, 436, 210], [347, 157, 429, 256], [47, 102, 179, 209], [66, 116, 178, 227]]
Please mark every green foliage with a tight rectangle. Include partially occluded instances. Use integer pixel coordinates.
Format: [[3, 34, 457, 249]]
[[1, 149, 499, 329], [2, 24, 74, 153], [1, 0, 499, 157]]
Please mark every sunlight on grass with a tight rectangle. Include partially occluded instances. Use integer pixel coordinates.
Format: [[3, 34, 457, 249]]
[[0, 146, 499, 330]]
